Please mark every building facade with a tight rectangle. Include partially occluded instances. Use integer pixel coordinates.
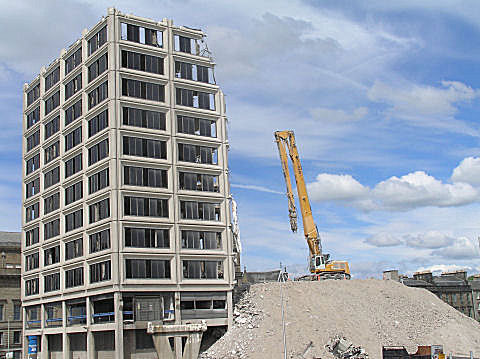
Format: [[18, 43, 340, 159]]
[[22, 8, 236, 358], [386, 270, 478, 321], [0, 232, 22, 359]]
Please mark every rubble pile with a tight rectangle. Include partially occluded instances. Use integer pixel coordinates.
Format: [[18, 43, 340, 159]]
[[200, 279, 480, 359]]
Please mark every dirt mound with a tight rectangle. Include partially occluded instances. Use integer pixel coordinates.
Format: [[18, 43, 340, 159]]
[[200, 279, 480, 359]]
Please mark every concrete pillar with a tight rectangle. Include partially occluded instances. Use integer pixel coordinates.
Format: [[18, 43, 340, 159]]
[[174, 336, 182, 358], [114, 292, 124, 359], [41, 334, 48, 359], [87, 331, 95, 359], [227, 290, 233, 329], [62, 332, 70, 359]]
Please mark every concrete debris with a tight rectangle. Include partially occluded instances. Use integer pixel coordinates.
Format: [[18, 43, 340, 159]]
[[200, 280, 480, 359], [325, 336, 368, 359]]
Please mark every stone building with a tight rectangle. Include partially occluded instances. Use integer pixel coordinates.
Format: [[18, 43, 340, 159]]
[[21, 8, 237, 358], [386, 270, 478, 321], [0, 232, 22, 359]]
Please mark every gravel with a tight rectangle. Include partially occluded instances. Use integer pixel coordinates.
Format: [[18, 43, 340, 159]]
[[200, 279, 480, 359]]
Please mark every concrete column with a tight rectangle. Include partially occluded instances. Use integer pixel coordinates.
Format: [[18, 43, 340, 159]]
[[114, 292, 124, 359], [87, 331, 95, 359], [227, 290, 233, 329], [62, 332, 70, 359], [41, 334, 48, 359], [174, 336, 182, 358]]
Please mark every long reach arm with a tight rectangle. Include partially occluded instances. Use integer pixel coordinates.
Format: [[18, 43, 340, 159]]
[[274, 130, 321, 258]]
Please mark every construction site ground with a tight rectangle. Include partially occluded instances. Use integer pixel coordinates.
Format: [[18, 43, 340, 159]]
[[200, 279, 480, 359]]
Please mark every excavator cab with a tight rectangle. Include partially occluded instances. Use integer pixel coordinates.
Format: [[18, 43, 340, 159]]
[[311, 255, 326, 272]]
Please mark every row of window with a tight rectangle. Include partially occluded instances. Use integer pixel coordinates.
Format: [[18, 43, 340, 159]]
[[25, 259, 111, 295], [25, 258, 224, 296]]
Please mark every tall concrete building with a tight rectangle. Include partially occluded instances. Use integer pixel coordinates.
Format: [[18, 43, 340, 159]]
[[22, 8, 237, 358], [0, 232, 22, 359]]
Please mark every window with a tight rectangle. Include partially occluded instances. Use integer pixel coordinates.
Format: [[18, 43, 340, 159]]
[[44, 245, 60, 266], [65, 209, 82, 232], [124, 196, 168, 217], [180, 201, 220, 221], [177, 115, 216, 137], [120, 23, 162, 47], [88, 109, 108, 137], [123, 136, 166, 159], [65, 47, 82, 75], [26, 106, 40, 129], [88, 139, 108, 165], [90, 260, 111, 283], [25, 278, 39, 296], [0, 332, 2, 345], [88, 81, 108, 109], [124, 166, 167, 188], [123, 107, 166, 130], [122, 79, 164, 102], [89, 198, 110, 223], [125, 228, 169, 248], [25, 202, 39, 222], [179, 172, 219, 192], [27, 84, 40, 106], [45, 116, 59, 139], [181, 231, 221, 249], [0, 305, 3, 321], [65, 72, 82, 100], [88, 53, 108, 82], [44, 219, 60, 240], [25, 227, 39, 246], [13, 331, 20, 344], [26, 178, 40, 198], [44, 192, 60, 214], [176, 88, 215, 110], [89, 229, 110, 253], [65, 153, 82, 178], [26, 130, 40, 152], [45, 91, 60, 115], [45, 67, 60, 91], [175, 62, 213, 83], [121, 50, 164, 74], [88, 26, 107, 56], [25, 252, 39, 271], [182, 260, 223, 279], [65, 126, 82, 152], [13, 303, 21, 321], [65, 99, 82, 126], [65, 238, 83, 260], [44, 273, 60, 292], [26, 154, 40, 175], [44, 141, 60, 164], [177, 143, 217, 164], [135, 330, 154, 350], [88, 168, 109, 194], [126, 259, 170, 279], [44, 166, 60, 188], [65, 181, 83, 205], [65, 267, 84, 288]]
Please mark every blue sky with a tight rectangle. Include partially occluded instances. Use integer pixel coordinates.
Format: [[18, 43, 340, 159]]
[[3, 0, 480, 278]]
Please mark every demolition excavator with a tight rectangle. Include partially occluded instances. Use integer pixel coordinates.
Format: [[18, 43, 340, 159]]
[[274, 130, 351, 280]]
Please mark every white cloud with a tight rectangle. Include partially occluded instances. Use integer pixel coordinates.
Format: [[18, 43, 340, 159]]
[[372, 171, 479, 210], [309, 107, 368, 122], [364, 232, 403, 247], [367, 80, 480, 135], [415, 264, 473, 275], [451, 157, 480, 186], [231, 183, 283, 195], [431, 236, 480, 260], [307, 174, 369, 201], [404, 231, 455, 249]]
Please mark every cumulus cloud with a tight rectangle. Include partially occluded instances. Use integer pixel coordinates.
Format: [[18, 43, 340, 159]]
[[309, 107, 368, 123], [403, 231, 455, 249], [451, 157, 480, 186], [364, 232, 403, 247], [308, 158, 480, 211], [415, 264, 472, 275], [431, 236, 480, 259], [307, 174, 369, 201]]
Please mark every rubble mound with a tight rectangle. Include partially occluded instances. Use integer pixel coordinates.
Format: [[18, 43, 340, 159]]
[[200, 279, 480, 359]]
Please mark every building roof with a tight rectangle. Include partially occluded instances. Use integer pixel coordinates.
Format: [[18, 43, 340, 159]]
[[470, 280, 480, 290], [0, 231, 21, 248], [402, 278, 434, 288], [433, 276, 468, 287]]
